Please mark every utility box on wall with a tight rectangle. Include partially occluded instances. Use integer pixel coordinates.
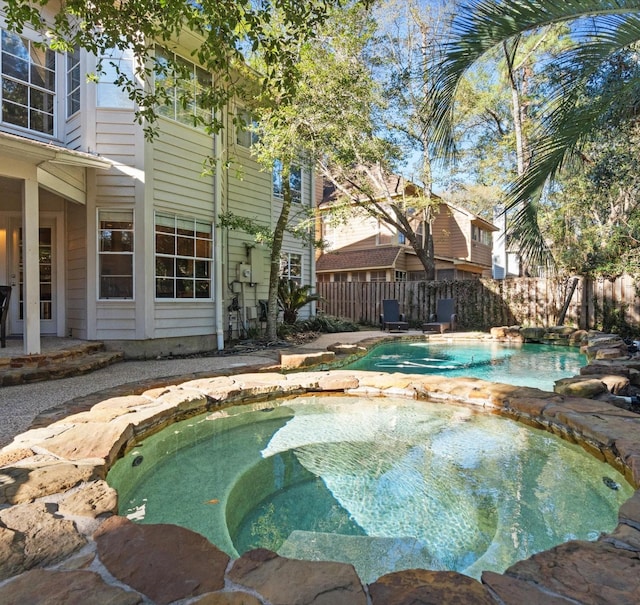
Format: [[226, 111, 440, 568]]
[[237, 263, 252, 283]]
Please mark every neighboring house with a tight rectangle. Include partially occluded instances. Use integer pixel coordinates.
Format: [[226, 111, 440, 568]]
[[492, 204, 521, 279], [0, 8, 315, 355], [316, 178, 497, 282]]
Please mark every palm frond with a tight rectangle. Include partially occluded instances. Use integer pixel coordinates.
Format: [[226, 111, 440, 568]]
[[429, 0, 640, 155]]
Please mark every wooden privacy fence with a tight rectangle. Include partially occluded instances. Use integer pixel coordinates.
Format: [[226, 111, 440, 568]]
[[316, 275, 640, 332]]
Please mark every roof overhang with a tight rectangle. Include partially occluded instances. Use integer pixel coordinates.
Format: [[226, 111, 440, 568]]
[[0, 131, 111, 169], [453, 260, 491, 272], [471, 216, 499, 232]]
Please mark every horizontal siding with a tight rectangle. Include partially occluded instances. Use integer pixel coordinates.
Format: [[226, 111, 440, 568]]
[[470, 241, 492, 266], [448, 208, 471, 259], [153, 120, 215, 217], [95, 303, 136, 339], [65, 114, 83, 150], [42, 162, 86, 193], [95, 109, 138, 204], [324, 210, 382, 251], [225, 133, 273, 298], [66, 207, 87, 338], [154, 303, 215, 337]]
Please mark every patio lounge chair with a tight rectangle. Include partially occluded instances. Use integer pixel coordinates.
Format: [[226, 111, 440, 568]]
[[422, 298, 457, 334], [0, 285, 11, 348], [380, 299, 409, 332]]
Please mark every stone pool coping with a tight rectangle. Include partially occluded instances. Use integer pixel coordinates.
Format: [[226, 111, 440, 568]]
[[2, 365, 640, 603]]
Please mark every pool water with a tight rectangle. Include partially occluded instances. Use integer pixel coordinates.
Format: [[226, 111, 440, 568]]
[[109, 395, 631, 583], [343, 341, 585, 390]]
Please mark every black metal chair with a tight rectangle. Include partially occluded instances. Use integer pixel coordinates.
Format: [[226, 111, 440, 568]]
[[0, 286, 12, 348]]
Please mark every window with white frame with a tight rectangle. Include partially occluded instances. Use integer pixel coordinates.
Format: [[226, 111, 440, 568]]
[[273, 160, 302, 203], [472, 224, 493, 246], [1, 29, 55, 134], [236, 108, 259, 147], [66, 47, 80, 117], [98, 209, 134, 299], [280, 252, 302, 284], [395, 270, 407, 282], [155, 213, 213, 299], [96, 47, 135, 108], [155, 47, 211, 127], [370, 270, 387, 282]]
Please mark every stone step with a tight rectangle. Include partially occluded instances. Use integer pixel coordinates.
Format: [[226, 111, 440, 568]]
[[0, 349, 124, 386], [278, 530, 436, 584]]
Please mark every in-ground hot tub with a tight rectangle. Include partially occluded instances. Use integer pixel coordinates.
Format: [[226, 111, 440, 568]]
[[108, 393, 632, 583]]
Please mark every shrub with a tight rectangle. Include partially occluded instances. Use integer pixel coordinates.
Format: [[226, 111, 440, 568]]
[[277, 314, 360, 338]]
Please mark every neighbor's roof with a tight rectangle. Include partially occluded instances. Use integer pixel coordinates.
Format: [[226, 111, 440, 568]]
[[316, 247, 402, 272], [321, 173, 425, 207]]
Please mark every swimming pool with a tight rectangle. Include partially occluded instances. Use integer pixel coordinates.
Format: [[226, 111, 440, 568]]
[[109, 394, 631, 583], [342, 341, 585, 390]]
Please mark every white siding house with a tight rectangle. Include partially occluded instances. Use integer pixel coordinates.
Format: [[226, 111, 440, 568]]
[[0, 6, 315, 356]]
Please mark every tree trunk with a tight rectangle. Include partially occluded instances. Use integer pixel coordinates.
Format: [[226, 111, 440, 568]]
[[266, 163, 292, 341], [407, 211, 435, 280]]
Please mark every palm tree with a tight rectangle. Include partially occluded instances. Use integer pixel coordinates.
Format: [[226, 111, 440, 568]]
[[277, 278, 323, 324], [429, 0, 640, 269]]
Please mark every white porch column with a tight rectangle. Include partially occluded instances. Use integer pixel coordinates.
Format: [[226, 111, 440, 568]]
[[22, 177, 41, 354]]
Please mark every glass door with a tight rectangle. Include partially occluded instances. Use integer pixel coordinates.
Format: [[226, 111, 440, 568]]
[[10, 221, 56, 335]]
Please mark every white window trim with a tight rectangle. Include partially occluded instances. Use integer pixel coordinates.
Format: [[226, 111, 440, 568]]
[[97, 207, 135, 301], [280, 251, 303, 283], [154, 211, 214, 301], [0, 28, 57, 138], [273, 161, 304, 204]]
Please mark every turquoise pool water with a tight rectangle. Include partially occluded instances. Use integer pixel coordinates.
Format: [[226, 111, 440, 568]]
[[343, 341, 585, 390], [109, 395, 631, 583]]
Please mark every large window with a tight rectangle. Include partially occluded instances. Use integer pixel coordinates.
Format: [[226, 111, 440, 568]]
[[273, 160, 302, 204], [96, 47, 135, 108], [280, 252, 302, 284], [155, 47, 211, 127], [66, 47, 80, 117], [1, 30, 55, 135], [98, 210, 134, 299], [155, 213, 213, 299]]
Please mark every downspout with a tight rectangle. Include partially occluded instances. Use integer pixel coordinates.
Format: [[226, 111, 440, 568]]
[[310, 168, 317, 315], [214, 119, 225, 351]]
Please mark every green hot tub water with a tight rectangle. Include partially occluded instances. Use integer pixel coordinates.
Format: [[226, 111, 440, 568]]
[[342, 341, 585, 391], [108, 395, 632, 584]]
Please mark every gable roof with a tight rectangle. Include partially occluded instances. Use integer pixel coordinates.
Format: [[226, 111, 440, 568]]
[[316, 247, 402, 272], [321, 172, 425, 207]]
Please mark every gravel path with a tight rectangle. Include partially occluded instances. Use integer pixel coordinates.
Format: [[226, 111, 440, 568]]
[[0, 330, 392, 449], [0, 353, 276, 449]]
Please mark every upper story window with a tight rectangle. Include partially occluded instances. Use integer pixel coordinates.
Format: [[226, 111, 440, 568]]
[[1, 30, 55, 135], [97, 47, 135, 108], [155, 47, 211, 127], [273, 160, 302, 203], [398, 231, 406, 245], [236, 108, 259, 147], [66, 47, 80, 117], [472, 224, 493, 246]]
